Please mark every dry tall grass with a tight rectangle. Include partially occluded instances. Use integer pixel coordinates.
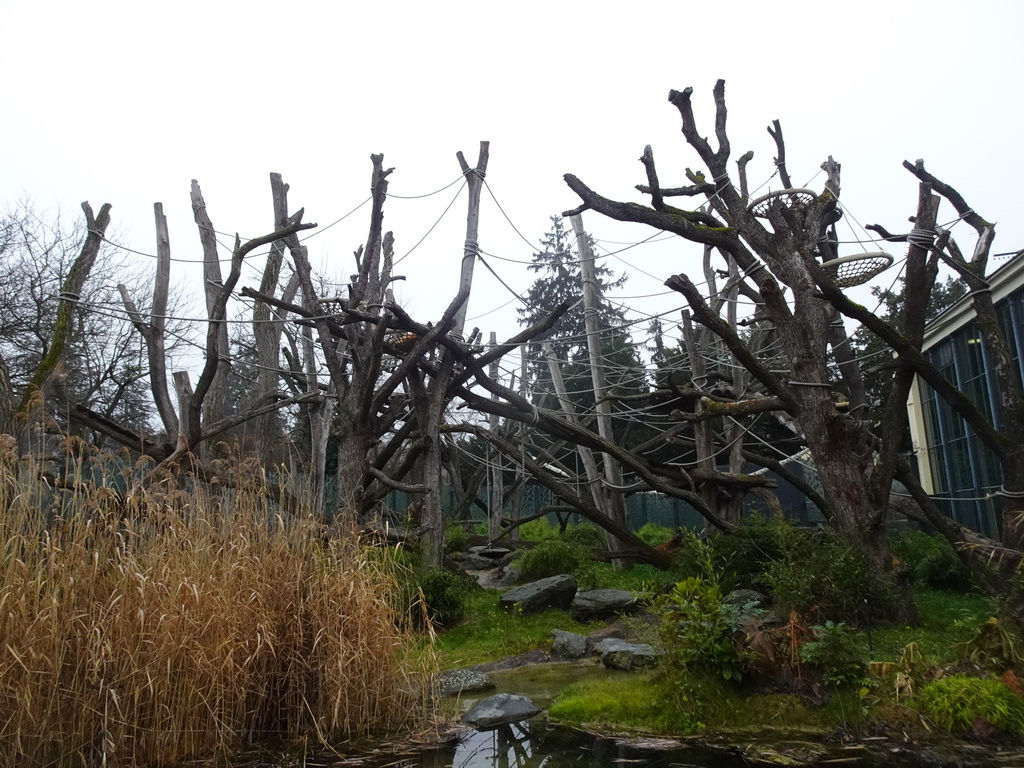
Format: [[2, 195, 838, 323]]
[[0, 439, 432, 766]]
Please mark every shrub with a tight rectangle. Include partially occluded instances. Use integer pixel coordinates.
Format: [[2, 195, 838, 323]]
[[516, 539, 594, 582], [518, 517, 562, 541], [760, 527, 897, 623], [562, 522, 606, 548], [444, 523, 469, 553], [708, 514, 789, 592], [890, 529, 974, 591], [657, 576, 744, 682], [964, 617, 1024, 673], [918, 676, 1024, 735], [414, 569, 470, 628], [636, 522, 676, 548], [799, 621, 868, 688]]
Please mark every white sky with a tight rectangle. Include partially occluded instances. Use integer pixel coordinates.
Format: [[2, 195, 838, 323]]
[[3, 0, 1023, 378]]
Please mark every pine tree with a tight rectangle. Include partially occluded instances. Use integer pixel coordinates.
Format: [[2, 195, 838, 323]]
[[517, 216, 647, 458], [517, 216, 633, 370]]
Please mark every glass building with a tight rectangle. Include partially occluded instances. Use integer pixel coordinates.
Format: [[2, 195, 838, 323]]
[[907, 254, 1024, 539]]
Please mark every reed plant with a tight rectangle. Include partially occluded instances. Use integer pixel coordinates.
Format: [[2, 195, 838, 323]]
[[0, 437, 433, 766]]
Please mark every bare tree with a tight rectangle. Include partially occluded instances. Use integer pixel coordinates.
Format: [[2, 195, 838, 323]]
[[561, 81, 933, 619]]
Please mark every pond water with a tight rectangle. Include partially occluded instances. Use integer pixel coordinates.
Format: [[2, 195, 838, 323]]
[[363, 723, 1022, 768], [297, 662, 1024, 767]]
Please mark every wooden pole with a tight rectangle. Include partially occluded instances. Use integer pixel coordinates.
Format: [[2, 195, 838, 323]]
[[488, 331, 504, 538], [569, 214, 628, 558], [452, 143, 490, 338], [419, 142, 489, 569], [681, 308, 715, 531], [543, 340, 603, 510]]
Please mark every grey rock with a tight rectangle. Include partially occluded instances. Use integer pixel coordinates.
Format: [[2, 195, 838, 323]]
[[570, 588, 640, 621], [499, 574, 577, 615], [436, 668, 495, 696], [460, 553, 501, 570], [463, 693, 540, 729], [596, 638, 660, 670], [473, 565, 520, 589], [550, 629, 588, 660]]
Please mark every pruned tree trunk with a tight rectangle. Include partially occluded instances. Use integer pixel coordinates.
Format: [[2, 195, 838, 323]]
[[18, 202, 112, 423]]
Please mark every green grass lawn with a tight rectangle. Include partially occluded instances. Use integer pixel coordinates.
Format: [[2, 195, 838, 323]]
[[870, 587, 994, 664], [424, 590, 596, 669]]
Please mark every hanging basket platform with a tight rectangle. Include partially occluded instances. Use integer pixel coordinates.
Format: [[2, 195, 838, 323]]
[[747, 188, 817, 218], [821, 251, 894, 288]]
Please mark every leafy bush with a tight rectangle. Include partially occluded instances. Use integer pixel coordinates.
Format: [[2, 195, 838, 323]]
[[518, 518, 562, 541], [918, 675, 1024, 735], [799, 621, 868, 688], [706, 517, 898, 623], [890, 529, 974, 591], [636, 522, 676, 548], [708, 515, 790, 592], [518, 518, 605, 549], [515, 540, 594, 582], [657, 576, 745, 682], [414, 569, 470, 628], [760, 528, 897, 623], [444, 523, 469, 554], [562, 522, 606, 548]]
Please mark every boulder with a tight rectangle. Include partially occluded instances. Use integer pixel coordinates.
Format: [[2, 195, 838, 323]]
[[550, 629, 588, 660], [570, 588, 640, 621], [472, 565, 520, 589], [499, 574, 577, 615], [595, 638, 660, 670], [436, 668, 495, 697], [463, 693, 540, 729], [460, 553, 501, 570]]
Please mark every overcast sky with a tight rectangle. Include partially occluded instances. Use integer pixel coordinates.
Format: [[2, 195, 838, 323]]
[[3, 1, 1022, 377]]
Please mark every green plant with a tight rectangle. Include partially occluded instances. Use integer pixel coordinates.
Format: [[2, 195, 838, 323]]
[[890, 529, 974, 591], [657, 576, 744, 681], [518, 518, 562, 542], [562, 522, 605, 548], [444, 523, 469, 554], [760, 527, 897, 623], [964, 617, 1024, 672], [708, 514, 789, 592], [799, 621, 868, 688], [917, 675, 1024, 735], [414, 569, 470, 628], [515, 539, 593, 582], [636, 522, 676, 548]]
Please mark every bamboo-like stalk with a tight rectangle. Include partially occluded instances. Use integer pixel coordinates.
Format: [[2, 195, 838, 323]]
[[0, 441, 434, 766]]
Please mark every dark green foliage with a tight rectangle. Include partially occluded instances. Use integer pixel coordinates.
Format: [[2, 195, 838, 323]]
[[707, 516, 897, 624], [413, 570, 470, 628], [890, 529, 974, 591], [707, 515, 788, 593], [636, 522, 676, 548], [444, 524, 469, 554], [799, 622, 869, 688], [917, 675, 1024, 735], [515, 540, 594, 582], [561, 522, 605, 548], [657, 576, 745, 682]]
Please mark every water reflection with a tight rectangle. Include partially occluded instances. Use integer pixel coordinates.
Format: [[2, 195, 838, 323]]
[[415, 722, 740, 768], [400, 721, 1024, 768]]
